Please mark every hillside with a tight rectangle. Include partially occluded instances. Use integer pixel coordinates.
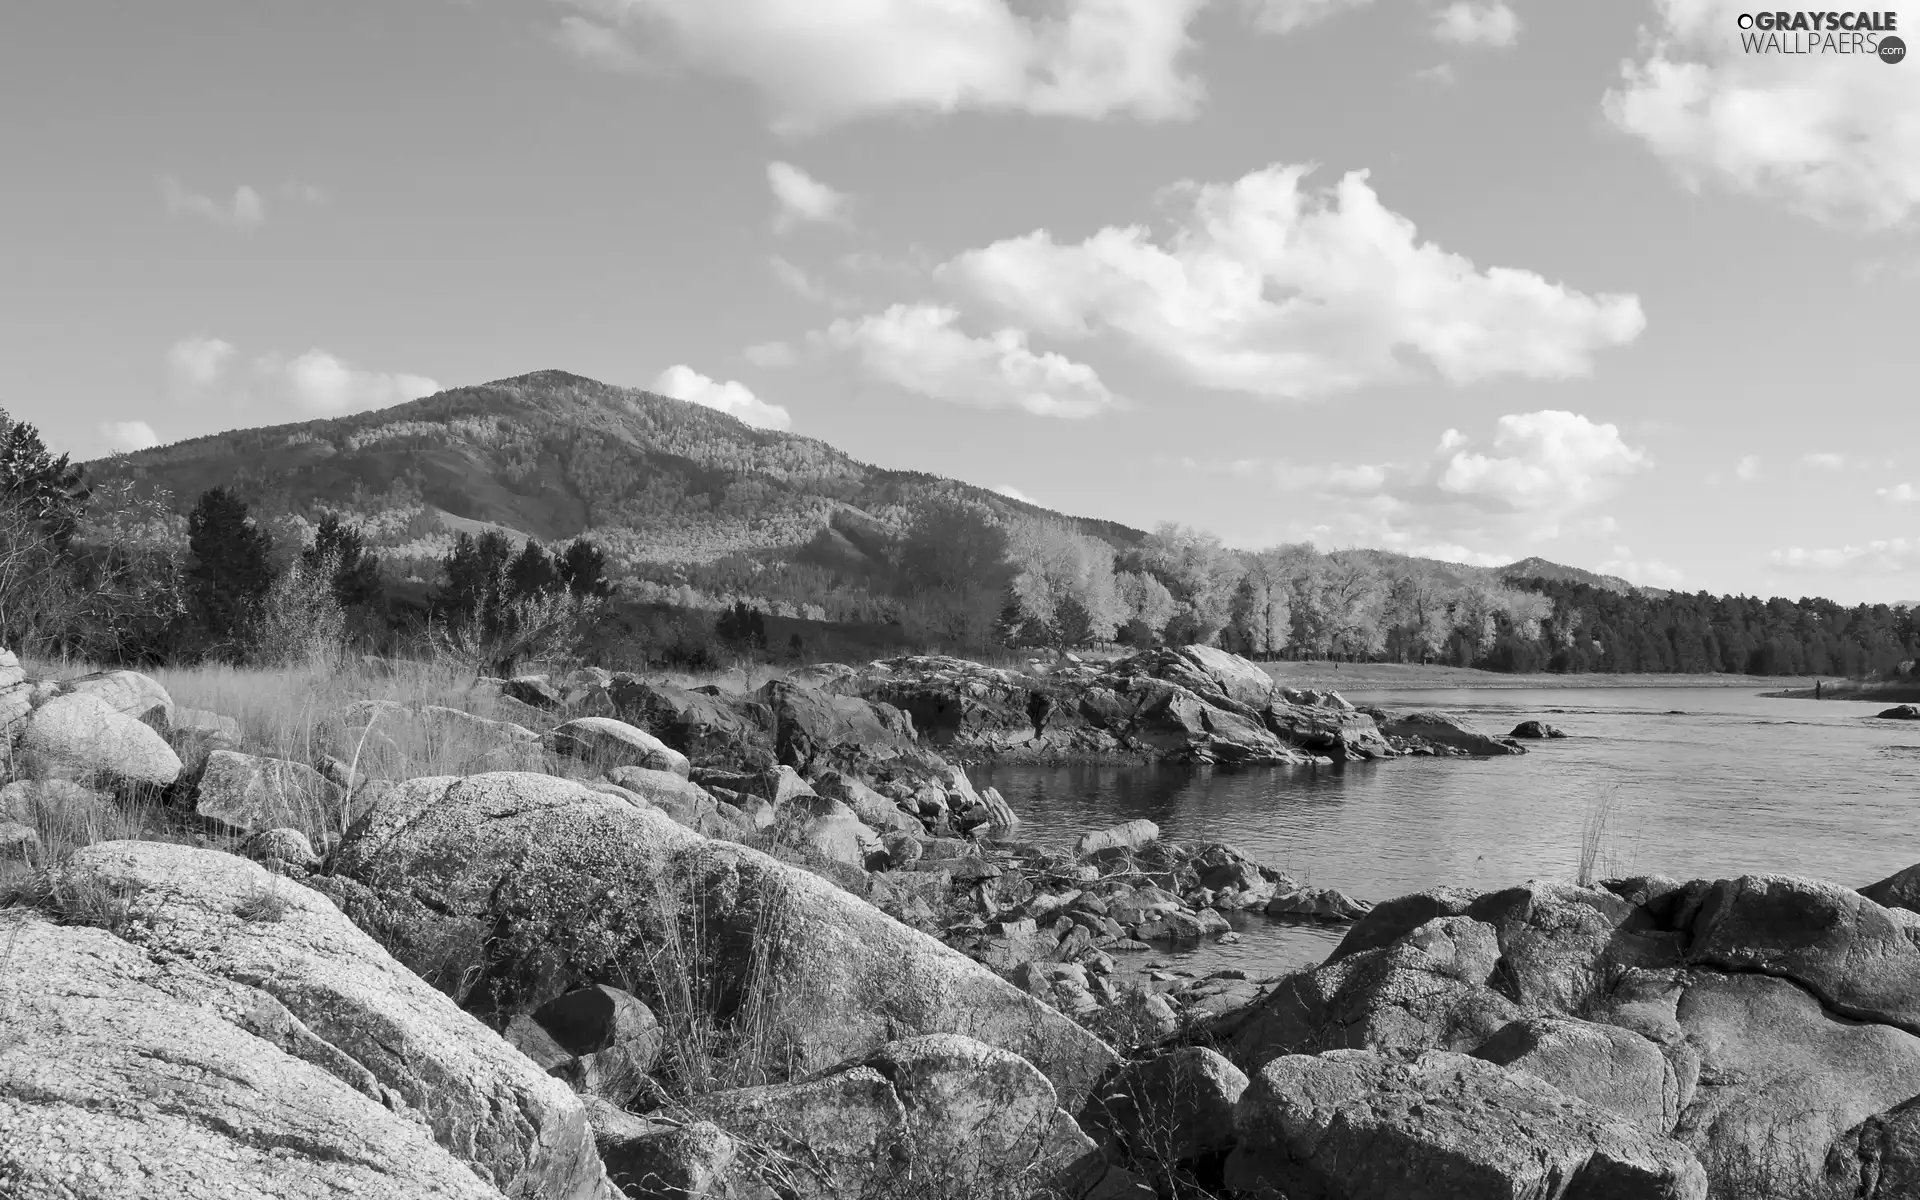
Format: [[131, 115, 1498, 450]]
[[89, 370, 1143, 569]]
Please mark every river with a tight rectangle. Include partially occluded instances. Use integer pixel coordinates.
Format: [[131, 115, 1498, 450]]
[[975, 687, 1920, 976]]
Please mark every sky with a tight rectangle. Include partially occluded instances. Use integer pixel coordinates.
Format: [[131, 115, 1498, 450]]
[[3, 0, 1917, 602]]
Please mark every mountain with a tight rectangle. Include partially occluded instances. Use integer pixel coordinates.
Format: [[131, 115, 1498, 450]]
[[91, 370, 1142, 569], [1498, 556, 1670, 599]]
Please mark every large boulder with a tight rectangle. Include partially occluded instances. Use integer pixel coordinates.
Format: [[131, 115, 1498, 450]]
[[1861, 861, 1920, 914], [45, 840, 616, 1199], [548, 717, 691, 778], [1876, 705, 1920, 720], [604, 676, 776, 771], [1264, 698, 1394, 760], [15, 692, 182, 790], [1223, 1049, 1707, 1200], [1078, 1046, 1249, 1169], [1679, 874, 1920, 1031], [326, 772, 1116, 1107], [1671, 971, 1920, 1199], [757, 679, 942, 782], [194, 749, 339, 834], [56, 669, 174, 730], [1473, 1014, 1680, 1135], [0, 911, 511, 1200], [1380, 710, 1526, 756], [1221, 916, 1519, 1068], [1510, 719, 1568, 739]]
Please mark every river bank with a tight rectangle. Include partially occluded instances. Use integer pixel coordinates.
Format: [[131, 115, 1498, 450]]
[[1264, 661, 1823, 690]]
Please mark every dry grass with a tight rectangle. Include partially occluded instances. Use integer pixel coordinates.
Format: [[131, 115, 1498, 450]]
[[1576, 786, 1623, 888]]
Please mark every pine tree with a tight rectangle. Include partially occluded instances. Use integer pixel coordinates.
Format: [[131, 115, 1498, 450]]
[[187, 487, 273, 642], [507, 539, 559, 600], [302, 514, 383, 611], [0, 410, 88, 549], [557, 538, 612, 599]]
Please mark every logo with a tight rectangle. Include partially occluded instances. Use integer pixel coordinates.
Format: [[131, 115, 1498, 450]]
[[1735, 10, 1903, 57]]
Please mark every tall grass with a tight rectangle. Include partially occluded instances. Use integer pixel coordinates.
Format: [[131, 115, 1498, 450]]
[[1576, 786, 1623, 888]]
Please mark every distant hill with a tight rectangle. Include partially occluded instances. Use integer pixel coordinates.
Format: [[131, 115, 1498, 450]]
[[1499, 556, 1670, 599], [89, 370, 1142, 569]]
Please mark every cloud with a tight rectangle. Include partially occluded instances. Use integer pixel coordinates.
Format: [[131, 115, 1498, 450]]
[[1735, 454, 1761, 481], [168, 337, 440, 419], [768, 161, 853, 231], [1244, 0, 1377, 34], [994, 484, 1037, 503], [1801, 451, 1847, 470], [812, 302, 1121, 419], [100, 420, 160, 453], [552, 14, 652, 71], [939, 165, 1645, 400], [743, 340, 797, 367], [1769, 539, 1920, 573], [1599, 551, 1686, 589], [254, 350, 443, 417], [652, 364, 793, 430], [769, 255, 858, 308], [548, 0, 1207, 132], [1604, 0, 1920, 229], [1879, 483, 1917, 504], [166, 336, 238, 387], [1430, 2, 1520, 48], [1413, 63, 1458, 85], [161, 176, 266, 230], [1435, 411, 1652, 516]]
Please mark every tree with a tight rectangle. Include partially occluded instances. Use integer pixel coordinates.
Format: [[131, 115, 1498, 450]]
[[715, 601, 767, 651], [302, 514, 383, 612], [507, 539, 559, 600], [1131, 524, 1241, 646], [0, 410, 88, 550], [187, 487, 274, 644], [1114, 571, 1176, 642], [1228, 551, 1292, 657], [436, 531, 515, 629], [557, 538, 612, 600], [1003, 519, 1123, 644], [899, 499, 1008, 591]]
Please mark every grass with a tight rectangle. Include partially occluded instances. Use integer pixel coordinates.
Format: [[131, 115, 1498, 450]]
[[1576, 786, 1624, 888]]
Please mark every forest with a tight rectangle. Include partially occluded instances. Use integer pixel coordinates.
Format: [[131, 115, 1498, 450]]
[[4, 405, 1914, 680]]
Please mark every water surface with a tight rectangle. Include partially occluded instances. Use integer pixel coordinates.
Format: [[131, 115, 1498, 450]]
[[976, 688, 1920, 976]]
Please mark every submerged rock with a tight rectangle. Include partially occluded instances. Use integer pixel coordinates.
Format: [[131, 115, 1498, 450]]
[[1379, 710, 1526, 756], [1510, 719, 1568, 738]]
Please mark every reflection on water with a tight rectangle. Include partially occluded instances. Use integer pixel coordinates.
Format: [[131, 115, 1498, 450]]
[[976, 688, 1920, 977]]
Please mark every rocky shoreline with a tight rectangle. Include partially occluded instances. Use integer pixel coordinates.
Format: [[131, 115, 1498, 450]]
[[7, 643, 1912, 1198]]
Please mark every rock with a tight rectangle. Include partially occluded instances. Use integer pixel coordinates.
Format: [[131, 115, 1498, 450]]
[[1671, 970, 1920, 1199], [502, 675, 563, 709], [194, 750, 339, 834], [599, 1121, 737, 1200], [327, 772, 1117, 1108], [1510, 719, 1568, 738], [814, 769, 924, 834], [51, 840, 615, 1198], [1861, 861, 1920, 914], [528, 985, 663, 1106], [605, 675, 777, 771], [548, 717, 691, 777], [977, 783, 1020, 831], [1116, 646, 1277, 711], [1222, 916, 1519, 1068], [1264, 699, 1395, 760], [793, 809, 885, 868], [1223, 1049, 1706, 1200], [1077, 819, 1160, 859], [1877, 704, 1920, 720], [0, 910, 512, 1200], [1380, 710, 1526, 756], [56, 669, 175, 730], [1474, 1014, 1679, 1135], [243, 827, 323, 873], [1680, 874, 1920, 1031], [1079, 1046, 1249, 1167], [0, 819, 38, 857], [602, 766, 723, 828], [16, 692, 182, 791], [1329, 885, 1484, 960], [1265, 885, 1372, 922], [0, 778, 117, 843], [758, 678, 938, 781]]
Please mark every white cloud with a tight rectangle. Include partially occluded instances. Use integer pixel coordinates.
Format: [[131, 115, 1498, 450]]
[[1801, 451, 1847, 470], [255, 350, 443, 417], [1436, 411, 1651, 516], [1604, 0, 1920, 229], [1770, 539, 1920, 573], [100, 420, 160, 452], [1244, 0, 1376, 34], [1599, 551, 1686, 589], [166, 336, 237, 387], [161, 176, 266, 230], [768, 161, 852, 231], [1430, 2, 1520, 48], [553, 14, 651, 71], [812, 302, 1121, 419], [1735, 454, 1761, 481], [1879, 483, 1918, 504], [549, 0, 1207, 133], [939, 165, 1645, 400], [769, 256, 857, 308], [652, 364, 793, 430], [994, 484, 1037, 503], [743, 340, 797, 367]]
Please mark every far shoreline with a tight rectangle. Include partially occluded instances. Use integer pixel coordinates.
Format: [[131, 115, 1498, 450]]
[[1254, 661, 1831, 692]]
